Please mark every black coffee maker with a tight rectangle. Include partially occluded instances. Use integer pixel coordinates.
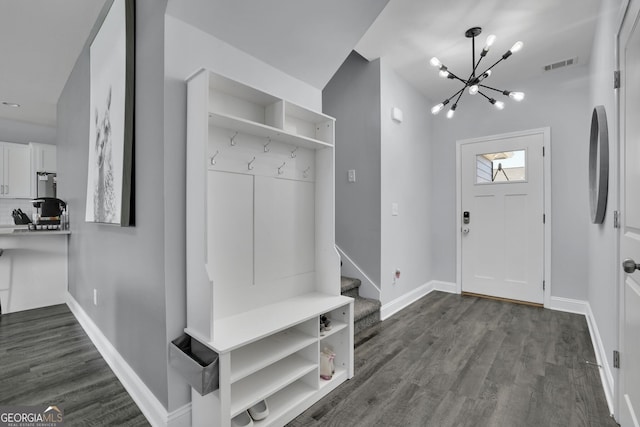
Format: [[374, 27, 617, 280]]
[[31, 197, 67, 230]]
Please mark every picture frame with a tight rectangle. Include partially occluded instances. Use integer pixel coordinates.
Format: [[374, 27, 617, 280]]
[[85, 0, 135, 226]]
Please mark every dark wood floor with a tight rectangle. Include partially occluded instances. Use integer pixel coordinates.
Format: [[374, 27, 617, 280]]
[[0, 294, 618, 427], [290, 292, 619, 427], [0, 304, 149, 426]]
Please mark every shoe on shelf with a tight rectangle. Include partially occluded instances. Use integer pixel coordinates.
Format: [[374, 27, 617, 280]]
[[320, 315, 332, 331], [232, 411, 253, 427], [320, 348, 336, 380], [248, 399, 269, 421]]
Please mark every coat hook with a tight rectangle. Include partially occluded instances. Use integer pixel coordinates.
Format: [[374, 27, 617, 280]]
[[230, 131, 238, 146], [303, 166, 310, 178], [210, 150, 219, 166], [290, 147, 298, 158], [248, 156, 256, 170], [278, 162, 286, 175], [264, 137, 271, 153]]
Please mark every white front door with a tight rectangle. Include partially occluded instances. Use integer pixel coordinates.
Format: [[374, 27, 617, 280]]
[[459, 131, 545, 304], [618, 2, 640, 425]]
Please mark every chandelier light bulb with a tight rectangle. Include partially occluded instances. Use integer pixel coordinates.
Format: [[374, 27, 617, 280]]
[[510, 41, 524, 53], [509, 91, 525, 101], [439, 69, 450, 78], [431, 103, 445, 115], [494, 100, 505, 110], [430, 57, 442, 67], [485, 34, 496, 47], [469, 85, 479, 95], [446, 109, 455, 119]]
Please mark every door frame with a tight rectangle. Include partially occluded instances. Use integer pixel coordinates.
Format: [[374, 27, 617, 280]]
[[617, 0, 638, 421], [456, 127, 552, 306]]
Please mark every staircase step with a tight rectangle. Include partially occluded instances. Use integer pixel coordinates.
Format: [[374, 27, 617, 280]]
[[354, 297, 381, 335], [341, 276, 361, 298]]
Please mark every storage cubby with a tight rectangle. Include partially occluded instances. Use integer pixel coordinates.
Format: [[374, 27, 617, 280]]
[[186, 69, 354, 427]]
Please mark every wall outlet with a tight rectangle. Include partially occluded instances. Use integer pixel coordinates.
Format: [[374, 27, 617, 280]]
[[93, 289, 98, 306], [348, 169, 356, 183]]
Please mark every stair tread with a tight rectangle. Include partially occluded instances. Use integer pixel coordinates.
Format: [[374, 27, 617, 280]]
[[353, 296, 381, 321], [341, 276, 361, 293]]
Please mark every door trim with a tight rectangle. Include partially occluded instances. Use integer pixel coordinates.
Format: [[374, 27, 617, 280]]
[[456, 127, 551, 306]]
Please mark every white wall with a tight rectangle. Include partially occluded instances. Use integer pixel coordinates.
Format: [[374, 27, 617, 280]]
[[431, 64, 591, 301], [163, 14, 323, 410], [379, 59, 432, 304], [587, 0, 626, 406]]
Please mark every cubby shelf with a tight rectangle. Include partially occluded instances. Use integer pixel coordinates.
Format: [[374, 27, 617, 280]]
[[251, 381, 316, 427], [209, 112, 333, 150], [319, 319, 348, 340], [230, 328, 316, 383], [230, 353, 316, 417]]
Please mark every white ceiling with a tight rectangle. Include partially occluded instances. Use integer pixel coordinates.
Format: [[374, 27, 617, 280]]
[[166, 0, 390, 89], [1, 0, 603, 128], [356, 0, 602, 105], [0, 0, 106, 127]]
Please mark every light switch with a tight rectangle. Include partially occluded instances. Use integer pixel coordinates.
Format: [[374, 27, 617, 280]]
[[348, 169, 356, 183], [392, 202, 399, 216]]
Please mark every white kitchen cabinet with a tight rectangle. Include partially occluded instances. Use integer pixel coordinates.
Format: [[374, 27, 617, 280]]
[[0, 142, 31, 199], [30, 142, 57, 173], [185, 69, 353, 427]]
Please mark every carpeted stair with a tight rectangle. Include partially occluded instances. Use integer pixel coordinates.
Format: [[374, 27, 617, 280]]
[[341, 276, 381, 335]]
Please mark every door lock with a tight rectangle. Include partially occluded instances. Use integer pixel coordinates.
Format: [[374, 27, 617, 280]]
[[622, 259, 640, 273], [463, 211, 470, 224]]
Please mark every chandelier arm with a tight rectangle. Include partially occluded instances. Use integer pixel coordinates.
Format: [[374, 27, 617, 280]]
[[479, 84, 507, 94], [446, 72, 469, 85], [471, 56, 486, 81], [452, 86, 466, 106], [446, 87, 466, 103], [477, 91, 492, 101], [478, 57, 506, 77]]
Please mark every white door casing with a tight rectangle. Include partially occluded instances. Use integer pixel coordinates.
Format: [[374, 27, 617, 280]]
[[457, 129, 549, 305], [618, 1, 640, 425]]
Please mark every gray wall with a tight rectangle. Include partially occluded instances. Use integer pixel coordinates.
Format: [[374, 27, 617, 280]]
[[57, 0, 171, 408], [379, 59, 432, 303], [323, 51, 382, 286], [431, 64, 591, 301], [0, 117, 56, 145]]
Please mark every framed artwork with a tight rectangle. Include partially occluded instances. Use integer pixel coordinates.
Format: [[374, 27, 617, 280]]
[[85, 0, 135, 226]]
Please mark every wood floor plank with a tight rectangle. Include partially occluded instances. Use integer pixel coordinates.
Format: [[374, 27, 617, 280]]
[[290, 292, 618, 427], [0, 304, 149, 426]]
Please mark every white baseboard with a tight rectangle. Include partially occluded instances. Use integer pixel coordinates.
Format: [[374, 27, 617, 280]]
[[432, 281, 457, 294], [585, 303, 615, 415], [66, 293, 191, 427], [546, 295, 614, 415], [336, 245, 381, 300], [381, 280, 458, 321], [545, 295, 589, 315]]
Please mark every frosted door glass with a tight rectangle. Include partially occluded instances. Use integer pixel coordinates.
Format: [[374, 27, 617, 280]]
[[207, 171, 254, 288], [254, 176, 315, 284]]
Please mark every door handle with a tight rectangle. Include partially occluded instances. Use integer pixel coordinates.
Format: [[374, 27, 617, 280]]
[[622, 259, 640, 273], [462, 227, 470, 234]]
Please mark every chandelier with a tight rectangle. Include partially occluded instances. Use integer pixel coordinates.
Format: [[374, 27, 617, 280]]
[[430, 27, 525, 119]]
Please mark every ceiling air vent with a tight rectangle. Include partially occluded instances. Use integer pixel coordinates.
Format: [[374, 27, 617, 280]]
[[544, 57, 578, 71]]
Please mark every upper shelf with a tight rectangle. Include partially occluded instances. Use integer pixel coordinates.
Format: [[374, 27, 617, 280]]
[[209, 112, 333, 150], [202, 69, 335, 149]]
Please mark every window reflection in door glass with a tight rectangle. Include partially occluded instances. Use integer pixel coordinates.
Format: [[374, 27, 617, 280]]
[[476, 150, 526, 183]]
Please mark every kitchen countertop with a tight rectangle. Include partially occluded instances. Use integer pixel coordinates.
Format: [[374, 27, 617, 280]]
[[0, 225, 70, 236]]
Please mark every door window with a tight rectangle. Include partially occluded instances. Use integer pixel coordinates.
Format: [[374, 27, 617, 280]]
[[476, 150, 526, 183]]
